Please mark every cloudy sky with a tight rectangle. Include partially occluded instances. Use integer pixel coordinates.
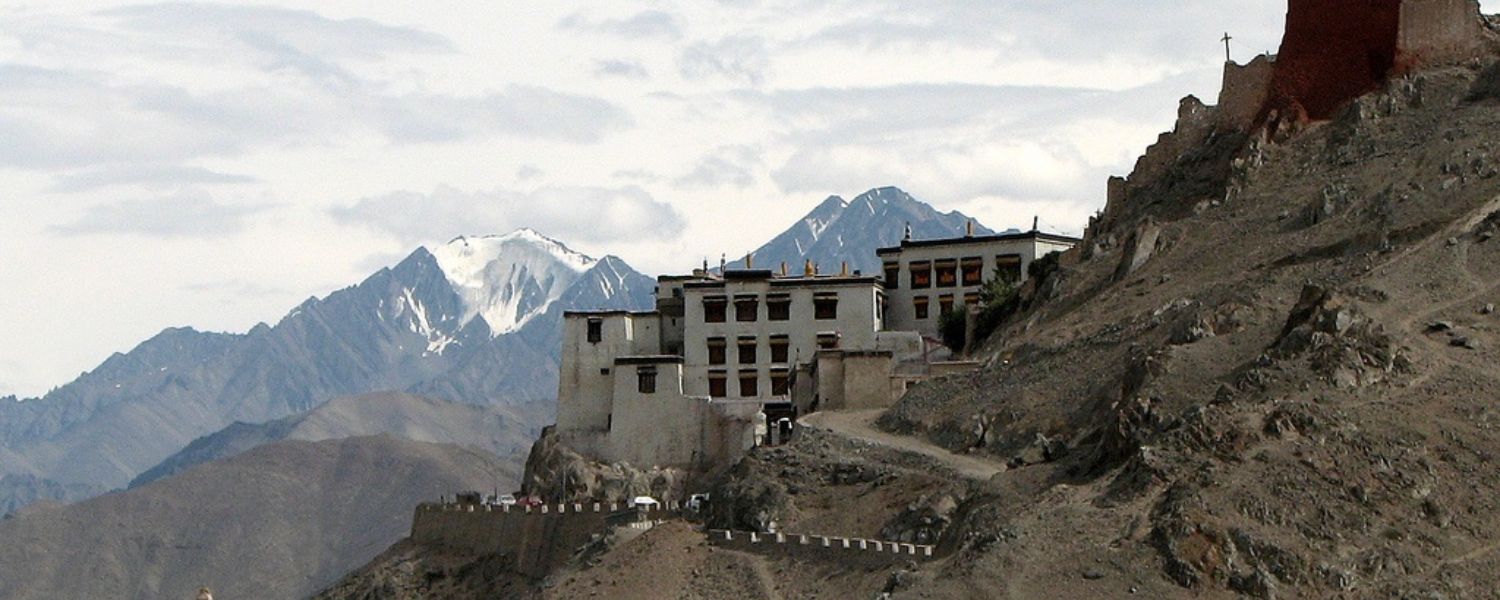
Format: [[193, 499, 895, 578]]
[[5, 1, 1491, 397]]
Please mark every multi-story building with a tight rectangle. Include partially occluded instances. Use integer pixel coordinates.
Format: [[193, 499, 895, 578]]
[[878, 230, 1080, 337], [553, 229, 1077, 471]]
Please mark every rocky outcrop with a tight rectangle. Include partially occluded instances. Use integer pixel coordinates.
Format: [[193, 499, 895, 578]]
[[520, 426, 687, 504]]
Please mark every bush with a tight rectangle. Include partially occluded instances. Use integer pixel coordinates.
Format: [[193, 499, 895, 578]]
[[938, 307, 968, 352]]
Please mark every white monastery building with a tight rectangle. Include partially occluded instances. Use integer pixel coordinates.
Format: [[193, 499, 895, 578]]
[[553, 227, 1080, 471]]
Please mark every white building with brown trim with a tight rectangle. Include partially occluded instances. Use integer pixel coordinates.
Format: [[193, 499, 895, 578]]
[[552, 230, 1077, 471]]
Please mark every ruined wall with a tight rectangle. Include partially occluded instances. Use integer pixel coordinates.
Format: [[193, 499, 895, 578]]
[[410, 502, 677, 579], [1266, 0, 1485, 121], [1215, 55, 1275, 132], [1398, 0, 1486, 66], [706, 529, 936, 566]]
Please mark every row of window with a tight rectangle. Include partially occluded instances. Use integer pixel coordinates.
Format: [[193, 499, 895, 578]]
[[704, 334, 834, 365], [702, 294, 838, 323], [707, 370, 790, 398], [910, 293, 981, 319], [883, 256, 1022, 290]]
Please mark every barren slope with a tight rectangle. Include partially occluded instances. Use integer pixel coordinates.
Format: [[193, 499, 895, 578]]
[[0, 436, 516, 600]]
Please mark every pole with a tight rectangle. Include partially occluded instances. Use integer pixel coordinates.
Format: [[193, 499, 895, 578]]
[[1221, 32, 1233, 63]]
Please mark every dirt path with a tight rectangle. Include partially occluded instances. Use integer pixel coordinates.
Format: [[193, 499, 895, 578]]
[[799, 409, 1004, 480]]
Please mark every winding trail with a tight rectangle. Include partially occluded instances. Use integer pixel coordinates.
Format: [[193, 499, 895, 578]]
[[799, 409, 1004, 481]]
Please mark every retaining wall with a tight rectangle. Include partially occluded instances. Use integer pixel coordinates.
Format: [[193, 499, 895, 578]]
[[706, 529, 936, 566], [410, 502, 680, 578]]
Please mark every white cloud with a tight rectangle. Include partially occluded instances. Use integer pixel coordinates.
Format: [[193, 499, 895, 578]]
[[680, 36, 771, 86], [51, 190, 272, 237], [331, 185, 687, 247], [558, 10, 683, 40]]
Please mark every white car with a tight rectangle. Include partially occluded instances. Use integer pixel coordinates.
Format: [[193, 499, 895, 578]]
[[631, 496, 660, 509], [485, 494, 517, 507]]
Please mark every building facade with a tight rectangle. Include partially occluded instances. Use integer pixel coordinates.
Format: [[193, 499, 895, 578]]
[[552, 230, 1077, 471], [878, 231, 1080, 337]]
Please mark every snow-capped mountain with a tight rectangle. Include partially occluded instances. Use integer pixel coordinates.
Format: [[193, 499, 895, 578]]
[[727, 186, 1001, 275], [431, 229, 596, 335], [0, 230, 656, 506]]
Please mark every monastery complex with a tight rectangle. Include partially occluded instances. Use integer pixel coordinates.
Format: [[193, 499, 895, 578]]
[[553, 228, 1078, 471]]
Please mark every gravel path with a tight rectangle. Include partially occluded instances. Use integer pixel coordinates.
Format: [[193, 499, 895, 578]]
[[799, 409, 1004, 480]]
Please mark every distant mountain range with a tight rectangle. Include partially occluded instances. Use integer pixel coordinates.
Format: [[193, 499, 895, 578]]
[[0, 187, 987, 514], [726, 187, 1003, 275], [0, 435, 516, 600], [0, 230, 654, 508]]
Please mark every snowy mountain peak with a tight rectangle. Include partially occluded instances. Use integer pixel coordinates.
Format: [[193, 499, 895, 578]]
[[430, 229, 599, 335]]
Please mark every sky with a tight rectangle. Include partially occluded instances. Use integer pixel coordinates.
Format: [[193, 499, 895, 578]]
[[3, 1, 1493, 398]]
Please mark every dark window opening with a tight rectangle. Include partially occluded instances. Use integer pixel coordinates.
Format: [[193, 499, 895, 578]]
[[914, 297, 929, 320], [770, 336, 790, 363], [883, 262, 900, 289], [707, 337, 727, 365], [739, 371, 758, 397], [771, 372, 790, 396], [734, 296, 759, 322], [961, 257, 984, 286], [703, 297, 728, 323], [963, 292, 980, 307], [600, 367, 611, 375], [996, 255, 1023, 284], [708, 374, 727, 398], [586, 318, 603, 343], [939, 294, 955, 315], [637, 368, 657, 394], [910, 262, 932, 289], [767, 295, 791, 321], [738, 339, 757, 364], [814, 295, 838, 320], [935, 261, 958, 288], [816, 333, 839, 350]]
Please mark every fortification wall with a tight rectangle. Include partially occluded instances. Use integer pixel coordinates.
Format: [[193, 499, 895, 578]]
[[410, 502, 679, 579], [706, 529, 936, 566], [1398, 0, 1486, 66], [1215, 55, 1274, 132]]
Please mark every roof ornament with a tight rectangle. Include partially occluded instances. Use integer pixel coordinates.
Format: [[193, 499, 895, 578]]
[[1032, 216, 1039, 232], [903, 221, 912, 242], [745, 251, 754, 269], [720, 253, 727, 273], [840, 261, 849, 276], [780, 261, 788, 277], [965, 219, 974, 237], [804, 259, 815, 276]]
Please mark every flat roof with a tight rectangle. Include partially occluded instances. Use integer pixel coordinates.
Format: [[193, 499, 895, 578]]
[[875, 230, 1082, 255], [683, 275, 880, 290], [614, 355, 685, 365], [563, 310, 660, 318]]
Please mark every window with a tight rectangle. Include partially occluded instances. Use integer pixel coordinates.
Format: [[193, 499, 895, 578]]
[[961, 257, 984, 286], [637, 367, 657, 394], [914, 296, 930, 320], [939, 294, 955, 315], [910, 262, 932, 289], [600, 367, 611, 375], [739, 370, 758, 397], [816, 332, 839, 350], [814, 293, 838, 320], [734, 295, 759, 322], [738, 337, 758, 364], [771, 370, 790, 396], [996, 255, 1023, 283], [767, 294, 791, 321], [769, 335, 790, 363], [707, 337, 727, 365], [935, 260, 958, 288], [964, 292, 980, 307], [704, 296, 728, 323], [883, 262, 900, 289], [586, 318, 603, 343], [708, 372, 727, 398]]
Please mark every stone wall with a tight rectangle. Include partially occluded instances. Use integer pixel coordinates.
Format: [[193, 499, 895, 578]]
[[410, 502, 679, 579]]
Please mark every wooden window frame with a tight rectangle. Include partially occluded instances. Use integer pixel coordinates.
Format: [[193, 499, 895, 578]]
[[637, 367, 657, 394]]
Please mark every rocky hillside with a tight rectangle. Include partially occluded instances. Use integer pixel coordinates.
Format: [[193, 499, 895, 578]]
[[324, 5, 1500, 598], [0, 435, 517, 600], [128, 392, 543, 489]]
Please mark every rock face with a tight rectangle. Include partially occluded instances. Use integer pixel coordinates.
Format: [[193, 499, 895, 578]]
[[520, 426, 687, 504]]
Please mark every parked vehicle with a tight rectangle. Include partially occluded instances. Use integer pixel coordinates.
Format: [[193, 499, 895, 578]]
[[516, 495, 544, 508], [687, 493, 710, 512], [483, 493, 517, 507], [631, 496, 660, 509]]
